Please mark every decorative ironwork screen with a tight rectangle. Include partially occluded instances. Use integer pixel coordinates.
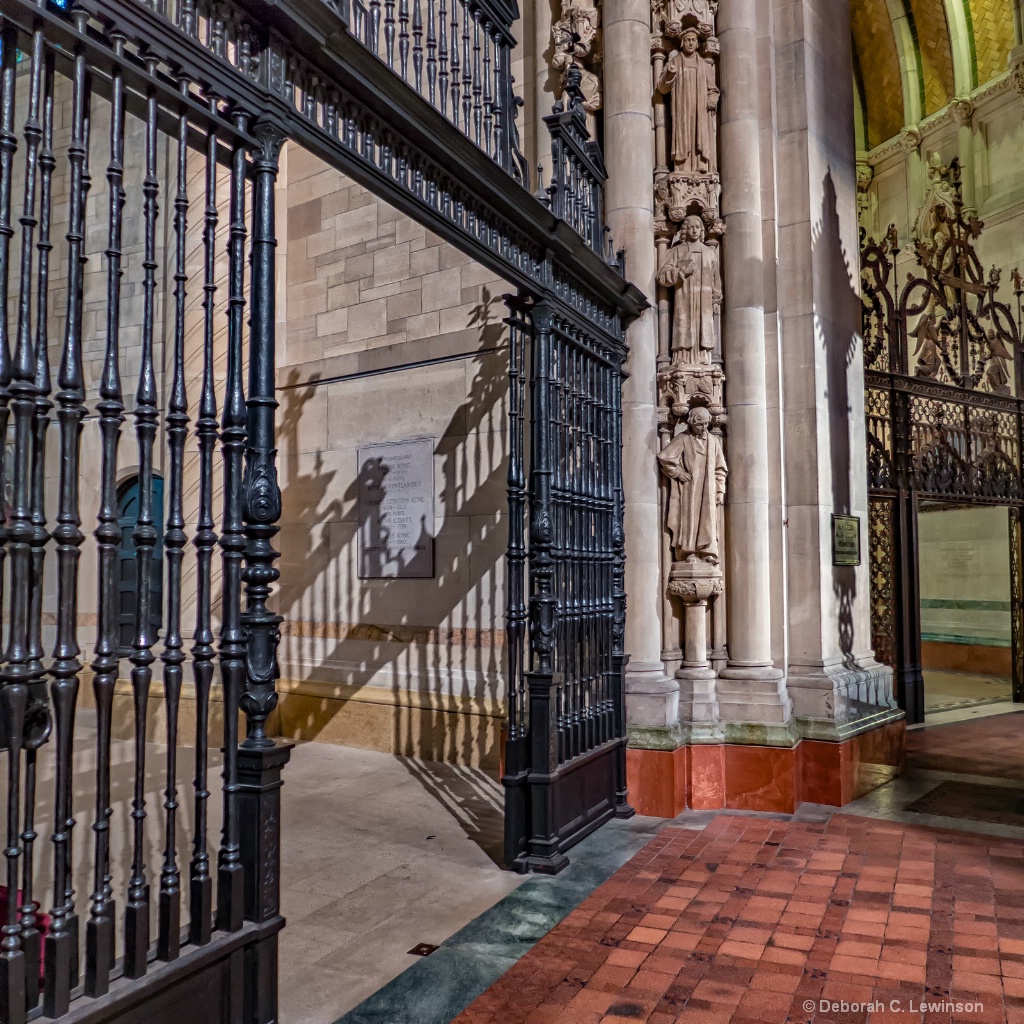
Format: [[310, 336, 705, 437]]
[[0, 0, 644, 1014], [502, 297, 632, 875], [861, 184, 1024, 723]]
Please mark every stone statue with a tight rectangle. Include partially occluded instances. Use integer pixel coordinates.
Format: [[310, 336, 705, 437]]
[[657, 406, 727, 564], [911, 311, 942, 380], [983, 329, 1012, 396], [656, 28, 718, 173], [657, 215, 721, 363], [914, 152, 957, 254]]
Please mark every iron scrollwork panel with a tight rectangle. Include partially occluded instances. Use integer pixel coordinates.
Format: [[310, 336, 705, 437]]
[[868, 498, 898, 671]]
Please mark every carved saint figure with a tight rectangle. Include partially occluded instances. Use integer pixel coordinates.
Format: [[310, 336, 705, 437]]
[[983, 329, 1012, 396], [657, 28, 718, 173], [912, 311, 942, 380], [914, 152, 957, 254], [657, 215, 721, 363], [657, 406, 728, 564]]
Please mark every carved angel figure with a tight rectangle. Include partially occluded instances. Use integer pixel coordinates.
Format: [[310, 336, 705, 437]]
[[656, 29, 718, 173], [982, 330, 1013, 396], [912, 311, 943, 380]]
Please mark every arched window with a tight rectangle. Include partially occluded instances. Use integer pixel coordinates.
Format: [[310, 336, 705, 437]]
[[117, 475, 164, 655]]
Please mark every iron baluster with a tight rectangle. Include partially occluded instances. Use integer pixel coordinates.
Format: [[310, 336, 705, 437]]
[[471, 10, 481, 146], [124, 75, 162, 981], [437, 0, 448, 119], [0, 25, 26, 1024], [384, 0, 395, 67], [0, 24, 15, 672], [45, 14, 91, 1013], [412, 0, 423, 94], [217, 113, 250, 936], [85, 34, 126, 997], [448, 0, 459, 128], [481, 20, 492, 157], [190, 103, 220, 948], [19, 28, 52, 1011], [369, 0, 381, 54], [241, 121, 285, 748], [425, 0, 436, 107], [460, 2, 471, 138], [502, 300, 529, 868], [157, 85, 192, 965], [398, 0, 409, 80]]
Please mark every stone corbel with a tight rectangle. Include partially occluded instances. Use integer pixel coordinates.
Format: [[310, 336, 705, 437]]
[[950, 97, 973, 128], [1011, 47, 1024, 98], [898, 126, 922, 154]]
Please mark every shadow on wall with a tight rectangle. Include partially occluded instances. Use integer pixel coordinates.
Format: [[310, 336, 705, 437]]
[[273, 287, 509, 861], [815, 169, 862, 671]]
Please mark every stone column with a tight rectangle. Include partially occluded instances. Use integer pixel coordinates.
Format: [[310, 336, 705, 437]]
[[604, 0, 678, 732], [772, 0, 896, 734], [715, 0, 789, 725], [534, 0, 556, 183], [952, 100, 976, 216]]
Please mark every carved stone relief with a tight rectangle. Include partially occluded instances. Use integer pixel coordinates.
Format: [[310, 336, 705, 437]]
[[651, 0, 725, 679], [913, 152, 958, 256], [552, 0, 603, 122]]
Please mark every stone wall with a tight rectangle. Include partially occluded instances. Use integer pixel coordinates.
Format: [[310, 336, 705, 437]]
[[272, 145, 513, 768]]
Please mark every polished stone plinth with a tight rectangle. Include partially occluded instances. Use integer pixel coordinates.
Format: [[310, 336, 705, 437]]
[[626, 717, 907, 816]]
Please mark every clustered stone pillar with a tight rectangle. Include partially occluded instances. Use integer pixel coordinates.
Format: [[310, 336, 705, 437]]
[[604, 0, 679, 732], [714, 0, 789, 723]]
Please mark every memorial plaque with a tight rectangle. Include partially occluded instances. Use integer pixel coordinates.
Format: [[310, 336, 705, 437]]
[[357, 438, 435, 578], [832, 514, 861, 567]]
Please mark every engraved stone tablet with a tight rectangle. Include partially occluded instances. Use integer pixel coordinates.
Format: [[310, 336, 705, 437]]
[[832, 514, 861, 567], [357, 438, 435, 578]]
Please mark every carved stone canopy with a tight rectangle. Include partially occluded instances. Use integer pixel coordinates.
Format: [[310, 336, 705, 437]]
[[655, 171, 722, 228]]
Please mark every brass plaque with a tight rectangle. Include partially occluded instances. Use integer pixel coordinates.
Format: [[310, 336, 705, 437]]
[[832, 514, 861, 567]]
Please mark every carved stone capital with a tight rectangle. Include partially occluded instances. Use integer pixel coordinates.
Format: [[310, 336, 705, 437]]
[[668, 559, 723, 603]]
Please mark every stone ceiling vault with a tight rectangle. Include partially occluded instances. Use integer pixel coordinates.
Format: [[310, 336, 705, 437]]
[[850, 0, 1017, 150]]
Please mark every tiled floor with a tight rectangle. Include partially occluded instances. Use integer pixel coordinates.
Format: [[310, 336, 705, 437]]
[[908, 711, 1024, 780], [923, 670, 1014, 719], [452, 813, 1024, 1024]]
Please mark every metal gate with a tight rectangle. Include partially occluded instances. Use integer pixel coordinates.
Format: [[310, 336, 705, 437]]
[[862, 179, 1023, 724], [502, 292, 633, 875], [0, 0, 643, 1018]]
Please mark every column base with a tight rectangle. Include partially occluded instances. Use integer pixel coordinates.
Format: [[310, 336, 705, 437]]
[[625, 663, 679, 729], [626, 714, 905, 816], [717, 664, 792, 724], [787, 653, 896, 725]]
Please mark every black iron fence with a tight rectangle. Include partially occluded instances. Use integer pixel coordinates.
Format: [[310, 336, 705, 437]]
[[0, 2, 287, 1019]]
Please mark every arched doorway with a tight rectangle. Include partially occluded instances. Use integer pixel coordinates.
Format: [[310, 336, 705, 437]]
[[861, 183, 1024, 724]]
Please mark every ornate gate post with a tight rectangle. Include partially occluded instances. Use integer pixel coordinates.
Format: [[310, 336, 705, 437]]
[[240, 120, 292, 1024]]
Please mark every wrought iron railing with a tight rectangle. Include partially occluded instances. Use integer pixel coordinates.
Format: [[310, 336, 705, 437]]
[[344, 0, 528, 182], [0, 2, 288, 1020]]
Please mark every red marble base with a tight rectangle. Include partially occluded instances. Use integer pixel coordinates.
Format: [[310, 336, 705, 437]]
[[626, 718, 906, 816]]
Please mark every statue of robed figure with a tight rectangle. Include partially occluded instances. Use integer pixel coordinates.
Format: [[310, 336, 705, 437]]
[[657, 215, 721, 363], [656, 27, 718, 173], [657, 406, 728, 564]]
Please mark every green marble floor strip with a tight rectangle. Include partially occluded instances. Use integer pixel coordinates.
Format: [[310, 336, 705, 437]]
[[333, 816, 665, 1024]]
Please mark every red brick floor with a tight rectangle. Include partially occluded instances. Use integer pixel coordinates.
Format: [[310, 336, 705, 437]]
[[454, 814, 1024, 1024]]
